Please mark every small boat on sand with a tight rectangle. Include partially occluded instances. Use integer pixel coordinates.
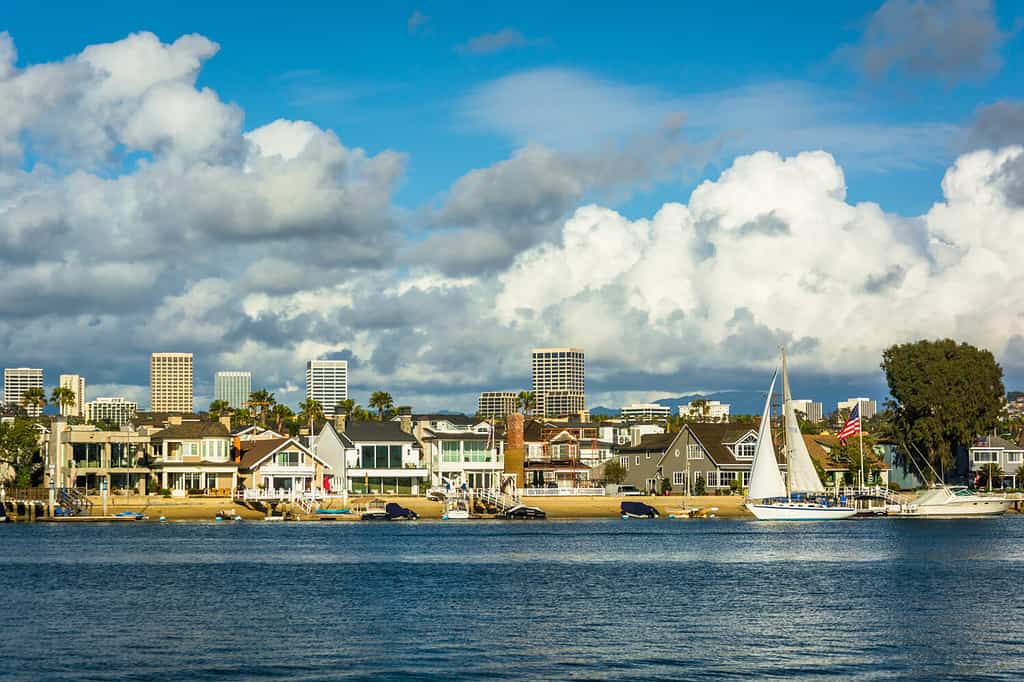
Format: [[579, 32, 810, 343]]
[[621, 501, 659, 519]]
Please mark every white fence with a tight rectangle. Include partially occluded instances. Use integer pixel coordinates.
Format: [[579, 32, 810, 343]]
[[518, 487, 606, 497], [235, 489, 323, 503]]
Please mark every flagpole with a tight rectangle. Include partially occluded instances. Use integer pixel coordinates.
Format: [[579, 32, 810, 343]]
[[858, 400, 865, 490]]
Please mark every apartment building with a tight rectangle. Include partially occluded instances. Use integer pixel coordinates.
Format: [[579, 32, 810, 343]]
[[478, 391, 518, 419], [532, 347, 585, 417], [837, 398, 877, 419], [306, 360, 348, 416], [790, 399, 823, 423], [86, 397, 138, 426], [3, 367, 44, 416], [150, 353, 194, 413], [59, 374, 87, 417], [214, 370, 251, 410]]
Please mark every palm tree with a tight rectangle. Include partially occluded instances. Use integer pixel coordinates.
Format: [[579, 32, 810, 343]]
[[22, 387, 46, 417], [208, 399, 231, 419], [368, 391, 394, 420], [298, 399, 324, 433], [335, 398, 355, 416], [247, 389, 275, 427], [517, 391, 535, 416], [50, 386, 76, 416], [270, 403, 294, 434], [230, 408, 253, 429]]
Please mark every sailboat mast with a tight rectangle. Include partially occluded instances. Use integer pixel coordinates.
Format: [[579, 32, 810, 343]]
[[781, 347, 792, 499]]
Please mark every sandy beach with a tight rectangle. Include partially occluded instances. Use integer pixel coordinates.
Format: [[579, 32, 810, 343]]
[[83, 493, 750, 520]]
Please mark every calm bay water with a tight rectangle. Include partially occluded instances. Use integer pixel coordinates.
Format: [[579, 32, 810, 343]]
[[2, 518, 1023, 681]]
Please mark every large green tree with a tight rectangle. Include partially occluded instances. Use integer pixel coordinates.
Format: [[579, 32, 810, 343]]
[[50, 386, 76, 416], [0, 418, 40, 487], [882, 339, 1004, 479]]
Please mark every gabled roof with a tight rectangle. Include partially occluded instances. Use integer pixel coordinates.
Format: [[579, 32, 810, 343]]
[[409, 413, 476, 426], [152, 421, 230, 440], [686, 422, 761, 465], [972, 435, 1020, 449], [237, 437, 325, 470], [335, 420, 419, 445]]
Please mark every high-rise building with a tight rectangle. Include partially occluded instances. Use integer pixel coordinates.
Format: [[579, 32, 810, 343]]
[[837, 398, 877, 420], [478, 391, 518, 419], [58, 374, 87, 417], [790, 399, 823, 423], [3, 367, 44, 416], [532, 347, 585, 417], [621, 403, 671, 422], [214, 371, 251, 410], [150, 353, 193, 413], [306, 360, 348, 416], [680, 400, 731, 422], [86, 397, 138, 426]]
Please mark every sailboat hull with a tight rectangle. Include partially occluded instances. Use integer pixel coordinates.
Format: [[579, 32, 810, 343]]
[[746, 502, 857, 521]]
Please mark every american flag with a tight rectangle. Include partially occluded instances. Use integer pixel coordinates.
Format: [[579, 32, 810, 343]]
[[837, 402, 861, 444]]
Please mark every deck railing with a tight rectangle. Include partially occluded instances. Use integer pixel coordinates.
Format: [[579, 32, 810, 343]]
[[518, 487, 607, 497]]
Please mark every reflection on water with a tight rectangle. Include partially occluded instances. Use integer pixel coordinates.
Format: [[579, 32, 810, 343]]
[[2, 519, 1023, 680]]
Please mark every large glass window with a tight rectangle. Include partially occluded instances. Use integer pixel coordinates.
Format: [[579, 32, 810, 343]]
[[361, 445, 375, 468], [735, 442, 756, 458], [389, 445, 402, 468], [442, 441, 461, 463], [72, 443, 103, 467], [463, 441, 489, 462], [183, 472, 203, 491], [974, 450, 998, 464]]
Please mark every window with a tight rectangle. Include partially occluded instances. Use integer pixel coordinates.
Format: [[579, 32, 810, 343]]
[[645, 453, 651, 460], [720, 471, 736, 487], [183, 472, 203, 490], [620, 456, 628, 469], [360, 445, 375, 468], [735, 442, 755, 458], [463, 441, 489, 463], [276, 450, 302, 466], [635, 456, 640, 466], [672, 471, 685, 485], [1006, 451, 1023, 464], [742, 471, 751, 486], [674, 449, 680, 458], [973, 450, 998, 464], [206, 474, 218, 490], [687, 444, 703, 460], [442, 441, 460, 463], [706, 471, 719, 488]]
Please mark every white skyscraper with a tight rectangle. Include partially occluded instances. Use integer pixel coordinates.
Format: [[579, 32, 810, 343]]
[[86, 397, 138, 426], [3, 367, 44, 416], [306, 360, 349, 416], [215, 371, 251, 410], [150, 353, 194, 413], [532, 347, 585, 417], [59, 374, 87, 417], [478, 391, 518, 419]]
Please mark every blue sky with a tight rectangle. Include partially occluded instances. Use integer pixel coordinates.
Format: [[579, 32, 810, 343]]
[[2, 1, 1024, 414]]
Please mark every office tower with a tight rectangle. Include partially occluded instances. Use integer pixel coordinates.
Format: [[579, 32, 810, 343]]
[[478, 391, 518, 419], [790, 399, 823, 423], [621, 403, 671, 421], [306, 360, 348, 416], [214, 371, 251, 410], [837, 398, 877, 420], [3, 367, 44, 416], [532, 347, 585, 417], [58, 374, 87, 417], [150, 353, 193, 413]]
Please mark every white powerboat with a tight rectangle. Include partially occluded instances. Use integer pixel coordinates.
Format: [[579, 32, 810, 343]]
[[899, 486, 1011, 517], [744, 351, 856, 521]]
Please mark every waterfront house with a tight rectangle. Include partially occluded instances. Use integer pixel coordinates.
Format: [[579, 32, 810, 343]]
[[807, 434, 890, 487], [520, 419, 610, 489], [315, 420, 427, 495], [236, 436, 331, 494], [968, 435, 1023, 487], [420, 423, 504, 489], [618, 422, 786, 494], [149, 418, 238, 495], [56, 423, 153, 494]]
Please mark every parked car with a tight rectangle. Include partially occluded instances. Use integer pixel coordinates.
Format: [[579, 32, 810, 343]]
[[613, 485, 643, 496]]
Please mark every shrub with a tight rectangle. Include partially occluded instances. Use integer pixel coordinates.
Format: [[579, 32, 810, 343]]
[[160, 488, 171, 498], [694, 475, 706, 496]]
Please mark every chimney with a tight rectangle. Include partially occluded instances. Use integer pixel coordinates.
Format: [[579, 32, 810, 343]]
[[507, 413, 525, 450], [333, 413, 347, 434], [219, 416, 232, 431], [400, 414, 413, 434]]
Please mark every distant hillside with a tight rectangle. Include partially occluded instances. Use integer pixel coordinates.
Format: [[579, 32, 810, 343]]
[[589, 406, 620, 416]]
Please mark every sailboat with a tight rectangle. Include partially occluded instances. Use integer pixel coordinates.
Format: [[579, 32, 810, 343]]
[[744, 351, 856, 521]]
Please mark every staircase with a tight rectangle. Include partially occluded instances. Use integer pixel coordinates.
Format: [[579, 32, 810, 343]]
[[294, 496, 315, 515], [473, 488, 519, 513], [58, 488, 93, 516]]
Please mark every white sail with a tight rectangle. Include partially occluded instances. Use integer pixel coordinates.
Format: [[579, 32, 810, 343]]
[[782, 352, 826, 494], [747, 371, 787, 500]]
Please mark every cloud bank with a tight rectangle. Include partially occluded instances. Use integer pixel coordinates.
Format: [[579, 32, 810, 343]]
[[3, 30, 1024, 412]]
